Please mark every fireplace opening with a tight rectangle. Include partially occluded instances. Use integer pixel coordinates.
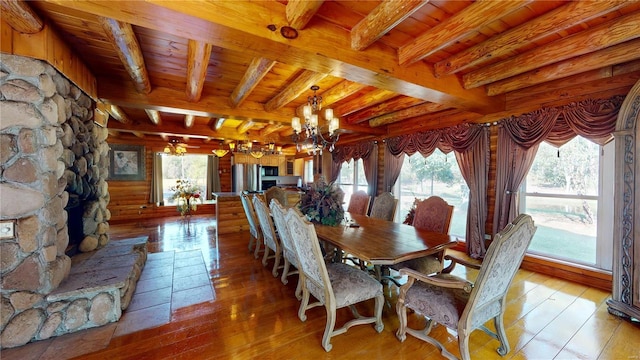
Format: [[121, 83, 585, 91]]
[[65, 194, 83, 257]]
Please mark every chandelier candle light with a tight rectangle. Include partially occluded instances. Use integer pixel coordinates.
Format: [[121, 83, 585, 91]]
[[291, 85, 340, 154]]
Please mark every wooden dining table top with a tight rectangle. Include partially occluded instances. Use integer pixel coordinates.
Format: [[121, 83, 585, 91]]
[[313, 213, 458, 266]]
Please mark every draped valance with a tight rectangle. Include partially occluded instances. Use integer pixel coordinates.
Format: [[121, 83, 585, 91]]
[[386, 122, 487, 157], [503, 95, 624, 149], [332, 141, 375, 163]]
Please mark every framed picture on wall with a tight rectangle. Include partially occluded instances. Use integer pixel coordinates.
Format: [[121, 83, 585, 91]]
[[109, 144, 145, 181]]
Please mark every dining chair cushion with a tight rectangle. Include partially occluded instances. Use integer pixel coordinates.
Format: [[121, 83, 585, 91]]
[[403, 274, 472, 329], [305, 263, 383, 308]]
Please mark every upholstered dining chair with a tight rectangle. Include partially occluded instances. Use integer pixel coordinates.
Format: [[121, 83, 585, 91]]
[[391, 196, 454, 276], [395, 214, 536, 360], [270, 198, 301, 300], [265, 186, 287, 207], [240, 192, 262, 259], [369, 192, 398, 221], [284, 207, 384, 352], [252, 195, 283, 277], [346, 190, 370, 215]]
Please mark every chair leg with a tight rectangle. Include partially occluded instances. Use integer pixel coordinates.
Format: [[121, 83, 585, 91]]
[[248, 235, 254, 253], [298, 280, 309, 322], [272, 250, 281, 277], [322, 304, 337, 352], [458, 332, 471, 360], [281, 259, 290, 285], [395, 299, 408, 342], [262, 244, 270, 266], [253, 239, 262, 259], [494, 314, 510, 356], [294, 276, 302, 300], [374, 293, 384, 333]]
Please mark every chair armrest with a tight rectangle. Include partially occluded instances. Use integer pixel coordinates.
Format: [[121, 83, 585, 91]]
[[399, 267, 473, 293], [441, 249, 482, 273]]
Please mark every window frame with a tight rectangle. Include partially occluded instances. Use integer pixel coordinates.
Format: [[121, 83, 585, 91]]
[[519, 138, 614, 271]]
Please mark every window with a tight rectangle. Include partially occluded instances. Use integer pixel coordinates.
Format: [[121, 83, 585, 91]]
[[336, 159, 368, 208], [394, 150, 469, 238], [303, 158, 314, 184], [520, 136, 614, 270], [161, 154, 211, 205]]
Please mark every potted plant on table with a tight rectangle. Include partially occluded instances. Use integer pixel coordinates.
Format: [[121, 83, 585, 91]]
[[298, 177, 345, 226]]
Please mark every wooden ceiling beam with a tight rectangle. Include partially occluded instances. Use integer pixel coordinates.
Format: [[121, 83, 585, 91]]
[[264, 70, 327, 111], [214, 118, 226, 131], [345, 96, 426, 124], [351, 0, 427, 51], [1, 0, 43, 33], [59, 0, 500, 113], [487, 39, 640, 96], [434, 1, 629, 77], [98, 80, 294, 123], [260, 124, 285, 137], [463, 11, 640, 89], [332, 89, 397, 118], [144, 109, 161, 125], [369, 102, 450, 127], [230, 57, 276, 108], [398, 0, 530, 66], [286, 0, 324, 30], [186, 39, 213, 102], [107, 118, 289, 143], [184, 114, 195, 128], [98, 17, 151, 94], [107, 104, 131, 124], [236, 120, 254, 134]]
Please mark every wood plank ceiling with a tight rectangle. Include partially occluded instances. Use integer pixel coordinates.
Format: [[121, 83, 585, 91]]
[[4, 0, 640, 152]]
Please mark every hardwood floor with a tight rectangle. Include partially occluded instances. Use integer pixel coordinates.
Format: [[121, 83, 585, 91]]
[[4, 215, 639, 360]]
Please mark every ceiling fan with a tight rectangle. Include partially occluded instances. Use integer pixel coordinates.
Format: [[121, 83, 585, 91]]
[[163, 138, 199, 156]]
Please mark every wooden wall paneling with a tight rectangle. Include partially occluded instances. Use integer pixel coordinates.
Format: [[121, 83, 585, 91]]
[[485, 125, 498, 240], [1, 19, 13, 53], [376, 142, 385, 196]]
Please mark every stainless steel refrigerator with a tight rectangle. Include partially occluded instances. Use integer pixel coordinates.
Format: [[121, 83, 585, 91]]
[[231, 164, 259, 192]]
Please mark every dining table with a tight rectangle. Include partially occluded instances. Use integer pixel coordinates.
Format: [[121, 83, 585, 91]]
[[313, 212, 458, 274]]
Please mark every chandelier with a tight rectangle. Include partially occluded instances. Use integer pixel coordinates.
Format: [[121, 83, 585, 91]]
[[212, 141, 232, 157], [163, 141, 187, 156], [233, 140, 282, 159], [291, 85, 339, 155]]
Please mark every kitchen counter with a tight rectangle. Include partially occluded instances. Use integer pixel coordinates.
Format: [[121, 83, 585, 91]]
[[212, 192, 250, 236], [212, 190, 302, 237]]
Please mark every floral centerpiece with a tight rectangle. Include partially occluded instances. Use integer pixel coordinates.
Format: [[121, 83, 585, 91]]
[[170, 179, 202, 216], [298, 178, 345, 226]]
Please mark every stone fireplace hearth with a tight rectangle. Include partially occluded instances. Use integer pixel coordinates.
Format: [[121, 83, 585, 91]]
[[1, 54, 146, 349]]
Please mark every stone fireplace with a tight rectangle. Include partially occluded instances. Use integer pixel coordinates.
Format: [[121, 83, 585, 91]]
[[1, 54, 145, 348]]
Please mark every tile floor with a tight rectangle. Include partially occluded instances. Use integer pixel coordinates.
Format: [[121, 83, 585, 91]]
[[1, 248, 215, 360]]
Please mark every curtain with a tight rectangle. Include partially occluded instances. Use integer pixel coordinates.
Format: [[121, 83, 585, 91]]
[[329, 158, 341, 183], [452, 127, 490, 259], [149, 153, 164, 205], [492, 127, 539, 238], [493, 95, 624, 235], [206, 155, 221, 200], [383, 145, 404, 193], [363, 142, 378, 196]]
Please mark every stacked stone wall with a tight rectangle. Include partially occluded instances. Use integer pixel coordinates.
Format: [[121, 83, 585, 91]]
[[0, 54, 112, 348]]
